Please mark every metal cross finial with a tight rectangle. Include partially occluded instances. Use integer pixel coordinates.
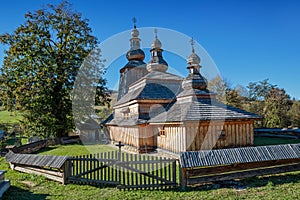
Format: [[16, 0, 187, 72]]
[[133, 17, 137, 28], [154, 28, 158, 39], [190, 37, 195, 53]]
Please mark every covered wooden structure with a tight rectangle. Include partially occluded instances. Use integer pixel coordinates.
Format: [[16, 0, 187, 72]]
[[5, 151, 69, 184], [179, 143, 300, 189], [103, 25, 261, 153]]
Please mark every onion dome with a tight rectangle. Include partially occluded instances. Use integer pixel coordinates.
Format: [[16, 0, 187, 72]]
[[126, 18, 145, 61], [151, 34, 162, 49], [147, 29, 168, 72], [187, 48, 201, 66], [182, 38, 207, 90]]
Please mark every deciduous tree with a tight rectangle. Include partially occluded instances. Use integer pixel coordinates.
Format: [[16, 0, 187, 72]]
[[0, 2, 109, 139]]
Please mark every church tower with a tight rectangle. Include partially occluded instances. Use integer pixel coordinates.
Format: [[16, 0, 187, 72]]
[[146, 29, 168, 72], [117, 18, 148, 100], [178, 38, 215, 99]]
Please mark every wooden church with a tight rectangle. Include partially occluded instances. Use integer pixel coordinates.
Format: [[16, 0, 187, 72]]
[[103, 24, 261, 153]]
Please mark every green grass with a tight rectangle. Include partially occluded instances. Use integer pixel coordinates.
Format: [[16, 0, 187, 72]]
[[2, 153, 300, 200], [0, 110, 22, 125], [37, 143, 117, 156], [2, 141, 300, 199], [254, 137, 300, 146]]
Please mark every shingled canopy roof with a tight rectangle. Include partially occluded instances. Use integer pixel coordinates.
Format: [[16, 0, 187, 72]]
[[5, 151, 69, 169], [114, 71, 182, 106], [114, 83, 177, 106], [180, 143, 300, 168], [149, 98, 261, 123]]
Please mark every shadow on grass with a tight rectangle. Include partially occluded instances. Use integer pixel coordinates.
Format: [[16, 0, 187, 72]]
[[2, 186, 48, 200], [179, 172, 300, 192], [34, 146, 58, 154]]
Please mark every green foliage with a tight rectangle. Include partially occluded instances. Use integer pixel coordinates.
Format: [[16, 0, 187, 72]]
[[0, 2, 109, 139], [244, 79, 293, 128], [247, 79, 276, 101], [225, 88, 244, 109], [209, 77, 299, 128], [263, 88, 291, 128], [288, 101, 300, 127], [208, 75, 230, 103]]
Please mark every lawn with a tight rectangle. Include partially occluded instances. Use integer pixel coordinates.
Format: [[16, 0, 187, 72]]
[[37, 143, 117, 156], [254, 136, 300, 146], [0, 109, 22, 125], [2, 141, 300, 199]]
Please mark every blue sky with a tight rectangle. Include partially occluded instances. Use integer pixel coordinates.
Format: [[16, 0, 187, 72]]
[[1, 0, 300, 99]]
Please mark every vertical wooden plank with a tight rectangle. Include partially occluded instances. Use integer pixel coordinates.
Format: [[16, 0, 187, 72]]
[[180, 168, 187, 190], [243, 123, 246, 146], [235, 124, 239, 146], [100, 152, 103, 181], [147, 155, 150, 188], [130, 153, 133, 186], [134, 154, 138, 186], [76, 156, 80, 183], [240, 123, 243, 146], [80, 155, 84, 180], [126, 153, 129, 186], [63, 160, 69, 185], [172, 160, 176, 187], [72, 158, 75, 178], [139, 154, 142, 186], [106, 152, 111, 181], [96, 153, 100, 183], [160, 157, 163, 187], [151, 155, 154, 187], [250, 121, 254, 145], [104, 152, 107, 181], [89, 154, 92, 181], [227, 123, 231, 147], [168, 159, 171, 186], [122, 153, 125, 186]]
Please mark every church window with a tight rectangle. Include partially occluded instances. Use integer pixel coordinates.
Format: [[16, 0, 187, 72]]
[[159, 127, 166, 137], [218, 129, 226, 140]]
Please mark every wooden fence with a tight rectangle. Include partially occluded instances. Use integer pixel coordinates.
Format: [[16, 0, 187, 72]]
[[179, 143, 300, 189], [66, 151, 178, 190]]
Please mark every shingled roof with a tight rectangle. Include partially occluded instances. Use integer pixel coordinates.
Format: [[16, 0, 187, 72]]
[[114, 83, 177, 106], [5, 151, 69, 169], [180, 143, 300, 168], [140, 71, 183, 81], [114, 71, 182, 107], [149, 97, 261, 123]]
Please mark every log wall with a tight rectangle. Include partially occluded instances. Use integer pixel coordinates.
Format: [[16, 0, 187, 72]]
[[185, 120, 254, 151], [157, 120, 254, 153], [109, 126, 139, 148], [157, 125, 186, 152], [108, 125, 157, 150]]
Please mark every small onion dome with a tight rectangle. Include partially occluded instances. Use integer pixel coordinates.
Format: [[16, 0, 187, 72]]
[[187, 51, 201, 66], [131, 27, 139, 38], [152, 37, 162, 49], [126, 49, 145, 61], [182, 38, 207, 90]]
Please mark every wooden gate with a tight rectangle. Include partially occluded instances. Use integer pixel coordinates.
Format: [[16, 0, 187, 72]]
[[66, 151, 177, 190]]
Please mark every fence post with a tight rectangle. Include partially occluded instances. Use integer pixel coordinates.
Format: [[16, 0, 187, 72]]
[[180, 167, 187, 190], [63, 159, 71, 185]]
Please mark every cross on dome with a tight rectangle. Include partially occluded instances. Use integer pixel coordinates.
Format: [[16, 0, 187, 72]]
[[132, 17, 137, 28], [190, 37, 195, 53]]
